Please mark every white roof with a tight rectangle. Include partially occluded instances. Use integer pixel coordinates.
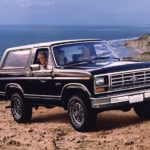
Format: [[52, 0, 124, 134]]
[[0, 38, 104, 68], [6, 39, 102, 51]]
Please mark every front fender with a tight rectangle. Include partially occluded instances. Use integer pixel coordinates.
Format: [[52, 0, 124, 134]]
[[61, 83, 91, 97]]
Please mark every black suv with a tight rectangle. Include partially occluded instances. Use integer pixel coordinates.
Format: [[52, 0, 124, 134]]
[[1, 39, 150, 131]]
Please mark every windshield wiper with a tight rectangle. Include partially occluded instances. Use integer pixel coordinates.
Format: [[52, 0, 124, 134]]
[[93, 57, 120, 60], [64, 60, 92, 67], [93, 57, 110, 60], [111, 57, 121, 60]]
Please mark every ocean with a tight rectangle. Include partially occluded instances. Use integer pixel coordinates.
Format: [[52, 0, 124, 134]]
[[0, 25, 150, 58]]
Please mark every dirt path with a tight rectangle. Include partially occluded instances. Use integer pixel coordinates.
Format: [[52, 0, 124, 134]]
[[0, 101, 150, 150]]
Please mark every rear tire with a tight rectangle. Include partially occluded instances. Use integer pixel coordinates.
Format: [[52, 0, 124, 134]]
[[11, 93, 32, 123], [134, 101, 150, 119], [68, 94, 97, 131]]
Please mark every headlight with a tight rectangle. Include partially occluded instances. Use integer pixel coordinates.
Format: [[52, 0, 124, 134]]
[[95, 77, 105, 86], [94, 77, 106, 93]]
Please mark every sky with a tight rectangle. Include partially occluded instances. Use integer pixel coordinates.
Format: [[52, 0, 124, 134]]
[[0, 0, 150, 25]]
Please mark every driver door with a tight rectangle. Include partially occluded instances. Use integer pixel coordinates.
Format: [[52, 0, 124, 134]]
[[27, 47, 58, 100]]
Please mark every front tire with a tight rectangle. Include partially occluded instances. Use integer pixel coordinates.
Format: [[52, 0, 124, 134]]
[[68, 94, 97, 131], [134, 101, 150, 119], [11, 93, 32, 123]]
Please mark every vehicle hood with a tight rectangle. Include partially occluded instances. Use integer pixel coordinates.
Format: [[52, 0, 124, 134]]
[[65, 60, 150, 75]]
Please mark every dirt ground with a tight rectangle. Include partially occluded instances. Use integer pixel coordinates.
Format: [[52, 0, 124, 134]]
[[0, 100, 150, 150]]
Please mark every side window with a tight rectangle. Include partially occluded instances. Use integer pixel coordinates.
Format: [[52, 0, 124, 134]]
[[33, 48, 48, 69], [3, 49, 30, 68]]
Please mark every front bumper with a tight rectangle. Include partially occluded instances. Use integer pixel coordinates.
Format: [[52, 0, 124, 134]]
[[90, 89, 150, 108]]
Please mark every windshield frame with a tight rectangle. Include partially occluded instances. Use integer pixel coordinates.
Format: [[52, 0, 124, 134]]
[[51, 40, 121, 68]]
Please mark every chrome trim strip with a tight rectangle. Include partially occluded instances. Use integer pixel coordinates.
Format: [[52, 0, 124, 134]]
[[54, 77, 90, 80], [0, 77, 89, 80], [0, 91, 5, 96], [24, 94, 61, 100], [105, 41, 121, 59], [108, 74, 111, 91], [0, 77, 52, 80], [54, 68, 92, 76], [91, 88, 150, 108]]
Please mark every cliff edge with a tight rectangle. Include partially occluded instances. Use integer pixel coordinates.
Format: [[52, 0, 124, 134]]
[[125, 34, 150, 61], [125, 34, 150, 52]]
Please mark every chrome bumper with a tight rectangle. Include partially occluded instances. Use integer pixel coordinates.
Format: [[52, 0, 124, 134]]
[[91, 89, 150, 108]]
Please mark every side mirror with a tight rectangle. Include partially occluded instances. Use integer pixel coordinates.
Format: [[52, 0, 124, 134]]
[[30, 64, 40, 71]]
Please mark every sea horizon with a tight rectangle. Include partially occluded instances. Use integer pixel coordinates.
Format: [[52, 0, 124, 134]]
[[0, 24, 150, 58]]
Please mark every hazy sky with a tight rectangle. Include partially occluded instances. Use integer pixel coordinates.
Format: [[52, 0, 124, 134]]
[[0, 0, 150, 25]]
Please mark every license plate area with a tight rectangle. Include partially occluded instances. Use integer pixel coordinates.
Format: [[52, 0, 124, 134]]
[[129, 94, 143, 104]]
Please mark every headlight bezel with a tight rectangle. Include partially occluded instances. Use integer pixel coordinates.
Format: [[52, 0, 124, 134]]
[[94, 75, 108, 94]]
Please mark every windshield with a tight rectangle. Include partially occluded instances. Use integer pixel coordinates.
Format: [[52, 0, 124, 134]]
[[53, 41, 120, 67]]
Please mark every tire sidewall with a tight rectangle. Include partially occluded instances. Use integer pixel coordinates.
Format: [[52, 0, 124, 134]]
[[11, 93, 24, 122], [68, 95, 90, 131]]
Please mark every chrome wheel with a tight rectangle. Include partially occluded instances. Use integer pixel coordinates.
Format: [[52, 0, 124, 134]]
[[12, 96, 22, 119], [11, 93, 32, 123], [71, 102, 85, 125], [68, 94, 97, 131]]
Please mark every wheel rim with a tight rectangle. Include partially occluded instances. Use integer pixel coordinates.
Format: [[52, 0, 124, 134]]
[[71, 101, 85, 126], [12, 97, 22, 119]]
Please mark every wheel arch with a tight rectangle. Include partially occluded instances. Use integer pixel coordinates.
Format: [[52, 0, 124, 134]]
[[5, 83, 24, 100], [61, 83, 92, 109]]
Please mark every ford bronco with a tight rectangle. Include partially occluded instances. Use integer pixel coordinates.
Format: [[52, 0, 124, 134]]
[[1, 39, 150, 131]]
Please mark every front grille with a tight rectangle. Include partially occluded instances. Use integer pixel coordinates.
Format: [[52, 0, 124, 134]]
[[111, 70, 150, 90]]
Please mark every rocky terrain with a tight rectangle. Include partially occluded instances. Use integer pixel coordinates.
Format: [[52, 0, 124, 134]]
[[125, 34, 150, 52], [1, 35, 150, 150], [125, 34, 150, 61], [1, 101, 150, 150]]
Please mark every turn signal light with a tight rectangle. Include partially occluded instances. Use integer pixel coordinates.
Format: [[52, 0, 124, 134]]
[[95, 87, 105, 93]]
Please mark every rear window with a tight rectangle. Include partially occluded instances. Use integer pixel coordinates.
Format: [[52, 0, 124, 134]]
[[3, 49, 30, 68]]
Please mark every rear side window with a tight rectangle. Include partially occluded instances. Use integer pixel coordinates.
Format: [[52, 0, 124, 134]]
[[3, 49, 30, 68]]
